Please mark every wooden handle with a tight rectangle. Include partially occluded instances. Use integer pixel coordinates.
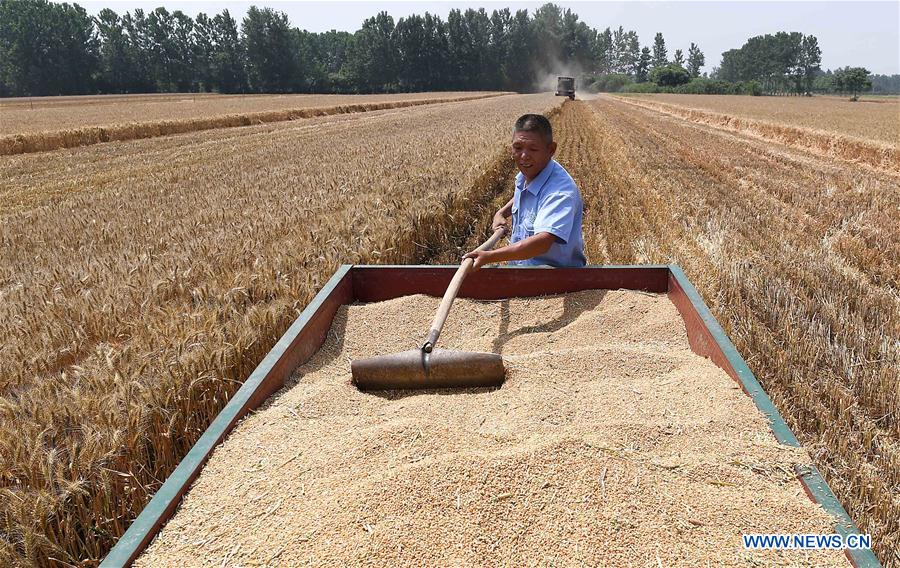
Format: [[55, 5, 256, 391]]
[[422, 227, 506, 352]]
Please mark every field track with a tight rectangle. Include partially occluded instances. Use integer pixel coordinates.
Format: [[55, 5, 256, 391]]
[[613, 96, 900, 174], [553, 96, 898, 563], [622, 93, 900, 144], [0, 92, 507, 156]]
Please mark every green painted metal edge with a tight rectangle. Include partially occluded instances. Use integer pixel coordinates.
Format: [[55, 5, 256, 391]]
[[668, 264, 880, 567], [101, 264, 353, 567]]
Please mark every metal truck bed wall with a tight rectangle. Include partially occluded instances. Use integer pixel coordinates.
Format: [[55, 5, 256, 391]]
[[101, 265, 880, 567]]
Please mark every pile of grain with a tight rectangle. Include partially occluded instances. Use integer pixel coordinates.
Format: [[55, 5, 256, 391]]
[[137, 290, 845, 566]]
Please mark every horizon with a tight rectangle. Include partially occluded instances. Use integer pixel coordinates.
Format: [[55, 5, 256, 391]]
[[74, 1, 900, 75]]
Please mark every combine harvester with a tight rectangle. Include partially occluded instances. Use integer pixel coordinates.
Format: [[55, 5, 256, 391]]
[[555, 76, 576, 100], [103, 264, 879, 567]]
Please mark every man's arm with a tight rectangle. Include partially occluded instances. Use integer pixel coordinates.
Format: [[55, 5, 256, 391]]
[[463, 232, 555, 269], [492, 197, 514, 232]]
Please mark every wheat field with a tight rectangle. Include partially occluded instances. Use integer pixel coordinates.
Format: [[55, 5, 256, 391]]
[[0, 91, 501, 134], [551, 95, 898, 564], [0, 92, 506, 156], [0, 93, 559, 566], [0, 91, 897, 566], [628, 93, 900, 144]]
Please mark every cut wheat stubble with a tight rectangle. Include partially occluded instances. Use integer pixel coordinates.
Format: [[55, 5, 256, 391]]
[[137, 290, 846, 567]]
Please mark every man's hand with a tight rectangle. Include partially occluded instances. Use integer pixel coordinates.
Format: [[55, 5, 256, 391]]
[[491, 211, 509, 233], [462, 249, 495, 270], [465, 232, 556, 269], [492, 198, 514, 233]]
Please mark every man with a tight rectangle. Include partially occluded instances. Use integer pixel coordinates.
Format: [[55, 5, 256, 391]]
[[463, 113, 586, 268]]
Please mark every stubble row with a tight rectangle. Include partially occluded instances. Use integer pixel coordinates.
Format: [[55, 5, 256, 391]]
[[556, 97, 898, 564]]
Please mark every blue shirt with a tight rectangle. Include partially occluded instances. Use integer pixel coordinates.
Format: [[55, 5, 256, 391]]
[[509, 159, 586, 267]]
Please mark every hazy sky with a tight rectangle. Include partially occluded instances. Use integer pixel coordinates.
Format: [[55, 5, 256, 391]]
[[79, 1, 900, 74]]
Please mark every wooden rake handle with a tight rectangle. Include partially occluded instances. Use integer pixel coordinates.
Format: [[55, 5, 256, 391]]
[[422, 226, 507, 353]]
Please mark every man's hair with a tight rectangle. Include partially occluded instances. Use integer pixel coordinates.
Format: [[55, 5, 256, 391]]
[[513, 114, 553, 145]]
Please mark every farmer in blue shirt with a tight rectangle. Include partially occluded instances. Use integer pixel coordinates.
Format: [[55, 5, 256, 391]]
[[464, 114, 586, 268]]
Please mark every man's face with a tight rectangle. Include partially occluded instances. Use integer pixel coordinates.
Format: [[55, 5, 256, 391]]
[[511, 130, 557, 181]]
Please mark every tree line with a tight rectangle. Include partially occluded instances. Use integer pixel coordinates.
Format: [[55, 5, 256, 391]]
[[713, 33, 897, 97], [715, 32, 823, 93], [0, 0, 707, 96], [1, 0, 893, 98], [869, 74, 900, 94], [587, 30, 898, 97]]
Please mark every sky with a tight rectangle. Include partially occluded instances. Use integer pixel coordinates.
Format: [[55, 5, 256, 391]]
[[77, 1, 900, 75]]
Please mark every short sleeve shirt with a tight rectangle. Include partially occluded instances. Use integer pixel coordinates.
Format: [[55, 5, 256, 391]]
[[509, 159, 587, 267]]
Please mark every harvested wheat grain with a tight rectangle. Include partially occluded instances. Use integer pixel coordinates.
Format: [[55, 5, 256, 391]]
[[136, 290, 846, 567]]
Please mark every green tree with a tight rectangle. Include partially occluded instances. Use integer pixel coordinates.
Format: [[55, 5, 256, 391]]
[[171, 10, 197, 91], [636, 46, 651, 82], [463, 8, 492, 89], [310, 30, 353, 92], [715, 48, 744, 82], [611, 26, 629, 74], [95, 8, 133, 92], [776, 31, 803, 93], [193, 12, 216, 91], [294, 29, 324, 92], [594, 27, 612, 74], [747, 33, 779, 91], [799, 34, 821, 93], [394, 14, 429, 91], [445, 9, 467, 89], [715, 32, 814, 94], [422, 12, 449, 90], [347, 11, 396, 91], [121, 10, 155, 92], [869, 73, 900, 94], [488, 9, 511, 89], [673, 48, 684, 67], [210, 10, 247, 93], [531, 3, 563, 74], [144, 8, 174, 90], [506, 9, 534, 91], [812, 72, 833, 93], [142, 8, 195, 91], [652, 32, 667, 68], [592, 72, 631, 92], [650, 63, 690, 86], [623, 31, 640, 77], [0, 0, 99, 96], [686, 42, 704, 78], [834, 66, 872, 99], [560, 8, 594, 70], [242, 6, 300, 93]]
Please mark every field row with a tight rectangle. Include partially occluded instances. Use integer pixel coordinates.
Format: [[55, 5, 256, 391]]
[[0, 91, 503, 133], [0, 92, 507, 155], [629, 93, 900, 144], [0, 92, 239, 109], [556, 98, 898, 563], [616, 95, 899, 174], [0, 93, 560, 566]]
